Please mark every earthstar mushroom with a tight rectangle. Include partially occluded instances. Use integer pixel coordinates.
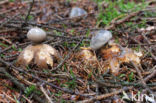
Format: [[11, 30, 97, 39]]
[[69, 7, 87, 18], [78, 30, 112, 63], [90, 30, 112, 50], [16, 27, 59, 69]]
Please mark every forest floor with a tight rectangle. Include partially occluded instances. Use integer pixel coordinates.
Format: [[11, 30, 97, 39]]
[[0, 0, 155, 103]]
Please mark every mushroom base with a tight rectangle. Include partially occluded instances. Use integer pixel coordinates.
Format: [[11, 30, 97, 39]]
[[16, 44, 59, 69]]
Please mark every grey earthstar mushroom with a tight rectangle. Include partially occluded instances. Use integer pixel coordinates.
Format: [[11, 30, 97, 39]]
[[78, 30, 112, 62], [16, 27, 60, 69], [90, 30, 112, 50], [69, 7, 87, 18]]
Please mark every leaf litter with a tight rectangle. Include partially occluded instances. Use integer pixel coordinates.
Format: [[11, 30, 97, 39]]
[[0, 0, 155, 102]]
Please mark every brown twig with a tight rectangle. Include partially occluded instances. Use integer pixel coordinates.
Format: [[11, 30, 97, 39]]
[[8, 21, 72, 35], [0, 57, 90, 97], [141, 33, 156, 59], [0, 67, 45, 103], [0, 13, 20, 28], [0, 6, 22, 15], [0, 0, 9, 5], [0, 37, 12, 44], [131, 62, 153, 94], [22, 95, 33, 103], [2, 92, 16, 103], [40, 84, 54, 103], [48, 13, 93, 24], [129, 36, 156, 61], [95, 79, 156, 87], [21, 0, 35, 27], [77, 87, 132, 103], [0, 42, 30, 54], [144, 66, 156, 82], [0, 45, 13, 54], [50, 38, 83, 72], [0, 28, 16, 33], [3, 22, 89, 40]]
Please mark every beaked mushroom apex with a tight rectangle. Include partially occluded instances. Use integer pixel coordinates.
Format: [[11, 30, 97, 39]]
[[27, 27, 47, 43]]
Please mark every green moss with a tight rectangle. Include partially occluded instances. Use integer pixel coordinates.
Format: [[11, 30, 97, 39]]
[[95, 0, 148, 27]]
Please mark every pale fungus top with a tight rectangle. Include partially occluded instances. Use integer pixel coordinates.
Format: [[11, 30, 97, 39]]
[[27, 27, 47, 43], [69, 7, 87, 18], [90, 30, 112, 50]]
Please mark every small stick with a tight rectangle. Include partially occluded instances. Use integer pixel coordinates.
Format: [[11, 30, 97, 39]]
[[0, 13, 20, 28], [2, 92, 16, 103], [0, 28, 16, 33], [141, 33, 156, 59], [0, 7, 19, 15], [50, 38, 83, 72], [0, 45, 13, 54], [0, 37, 12, 44], [40, 84, 54, 103], [22, 95, 33, 103], [0, 67, 45, 103], [77, 87, 132, 103], [0, 58, 88, 97], [0, 0, 9, 5], [131, 62, 153, 94], [144, 66, 156, 82], [21, 0, 35, 27], [129, 36, 156, 61]]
